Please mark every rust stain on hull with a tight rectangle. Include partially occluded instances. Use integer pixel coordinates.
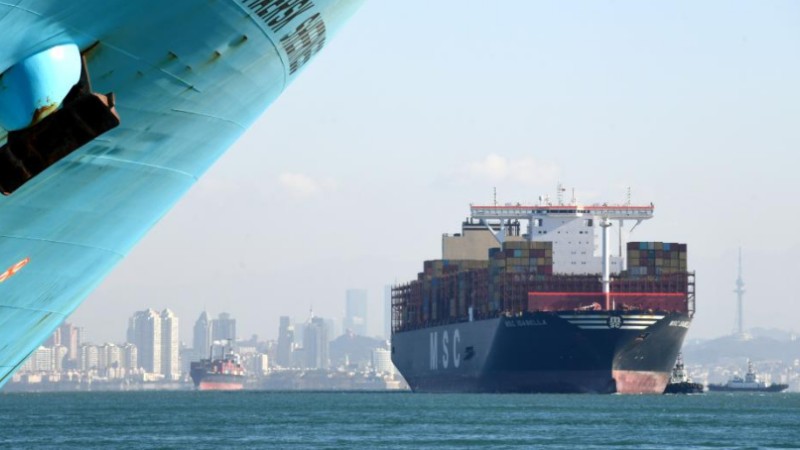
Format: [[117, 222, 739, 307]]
[[613, 370, 670, 394]]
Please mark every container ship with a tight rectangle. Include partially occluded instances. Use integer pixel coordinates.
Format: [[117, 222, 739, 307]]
[[391, 194, 695, 394], [190, 342, 245, 391]]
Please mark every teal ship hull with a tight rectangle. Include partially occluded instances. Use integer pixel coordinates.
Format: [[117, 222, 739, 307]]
[[0, 0, 363, 386]]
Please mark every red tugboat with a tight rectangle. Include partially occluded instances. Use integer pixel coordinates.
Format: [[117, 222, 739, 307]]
[[190, 341, 245, 391]]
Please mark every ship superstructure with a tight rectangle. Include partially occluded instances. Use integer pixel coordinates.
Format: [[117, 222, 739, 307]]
[[391, 193, 695, 394]]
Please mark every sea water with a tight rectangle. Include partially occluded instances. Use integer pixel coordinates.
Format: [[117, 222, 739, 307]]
[[1, 391, 798, 449]]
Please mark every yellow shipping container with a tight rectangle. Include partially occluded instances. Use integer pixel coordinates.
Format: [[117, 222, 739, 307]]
[[503, 241, 528, 250]]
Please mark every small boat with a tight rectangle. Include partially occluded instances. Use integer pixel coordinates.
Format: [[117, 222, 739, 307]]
[[663, 353, 704, 394], [707, 360, 788, 393]]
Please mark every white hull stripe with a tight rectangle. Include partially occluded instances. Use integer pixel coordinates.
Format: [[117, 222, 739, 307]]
[[558, 314, 663, 330], [557, 315, 606, 319], [557, 315, 665, 320]]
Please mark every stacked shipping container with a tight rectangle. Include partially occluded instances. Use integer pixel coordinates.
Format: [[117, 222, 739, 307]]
[[490, 241, 554, 313], [392, 241, 693, 332], [626, 242, 687, 276]]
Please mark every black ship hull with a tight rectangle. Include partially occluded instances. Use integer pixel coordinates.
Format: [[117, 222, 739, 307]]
[[663, 381, 705, 394], [392, 311, 690, 394], [707, 384, 789, 393]]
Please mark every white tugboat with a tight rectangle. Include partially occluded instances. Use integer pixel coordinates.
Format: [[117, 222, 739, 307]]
[[708, 360, 788, 393], [663, 353, 704, 394]]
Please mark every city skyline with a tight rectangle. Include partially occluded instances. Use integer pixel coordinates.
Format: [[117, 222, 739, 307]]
[[8, 303, 404, 392], [21, 308, 362, 369], [69, 287, 394, 345], [43, 305, 389, 365]]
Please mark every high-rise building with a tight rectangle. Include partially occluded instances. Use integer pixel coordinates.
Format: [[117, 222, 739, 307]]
[[79, 344, 99, 372], [161, 309, 180, 380], [44, 328, 60, 347], [179, 346, 195, 375], [127, 309, 161, 374], [212, 312, 236, 342], [276, 316, 294, 368], [31, 346, 54, 372], [52, 345, 67, 372], [371, 347, 394, 376], [44, 324, 79, 369], [253, 354, 270, 377], [98, 343, 123, 371], [325, 318, 338, 340], [304, 317, 329, 370], [121, 343, 138, 371], [193, 311, 212, 358], [293, 318, 305, 344], [344, 289, 368, 336], [57, 322, 81, 367]]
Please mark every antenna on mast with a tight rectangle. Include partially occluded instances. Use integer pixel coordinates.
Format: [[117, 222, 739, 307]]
[[493, 187, 497, 207], [556, 182, 565, 205], [626, 187, 632, 206]]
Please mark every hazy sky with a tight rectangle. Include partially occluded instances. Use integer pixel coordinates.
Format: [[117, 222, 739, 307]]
[[71, 1, 800, 344]]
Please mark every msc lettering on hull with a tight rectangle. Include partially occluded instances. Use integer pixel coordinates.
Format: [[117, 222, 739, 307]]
[[241, 0, 328, 74], [429, 329, 461, 370], [280, 13, 326, 74], [243, 0, 315, 33]]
